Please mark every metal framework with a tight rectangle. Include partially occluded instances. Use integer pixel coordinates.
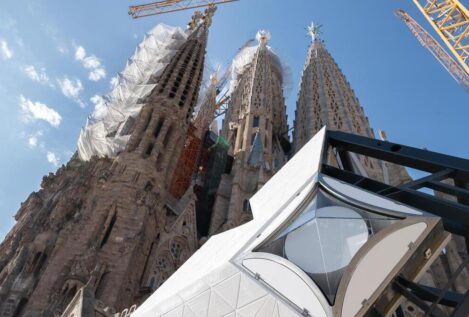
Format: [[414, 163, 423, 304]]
[[321, 130, 469, 316], [413, 0, 469, 74], [129, 0, 238, 18], [395, 9, 469, 92]]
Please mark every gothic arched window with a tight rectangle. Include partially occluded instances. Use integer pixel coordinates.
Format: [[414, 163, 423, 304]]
[[169, 237, 190, 265], [170, 241, 182, 261], [157, 257, 170, 271]]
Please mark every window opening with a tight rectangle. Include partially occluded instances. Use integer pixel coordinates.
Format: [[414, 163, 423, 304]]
[[100, 211, 117, 248], [253, 116, 260, 128], [154, 118, 165, 138]]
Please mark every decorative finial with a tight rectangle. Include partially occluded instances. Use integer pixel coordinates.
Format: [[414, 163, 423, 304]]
[[203, 3, 217, 27], [210, 65, 220, 86], [378, 129, 388, 141], [307, 22, 323, 42], [188, 11, 203, 30], [256, 30, 271, 45]]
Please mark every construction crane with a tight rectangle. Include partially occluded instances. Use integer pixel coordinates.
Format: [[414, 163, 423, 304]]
[[395, 9, 469, 92], [412, 0, 468, 74], [129, 0, 238, 18]]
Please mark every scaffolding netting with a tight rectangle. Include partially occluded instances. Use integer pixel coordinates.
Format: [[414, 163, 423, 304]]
[[226, 30, 291, 96], [77, 24, 188, 161]]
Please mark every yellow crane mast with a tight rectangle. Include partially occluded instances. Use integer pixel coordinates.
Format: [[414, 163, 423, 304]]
[[396, 9, 469, 92], [412, 0, 469, 74], [129, 0, 238, 18]]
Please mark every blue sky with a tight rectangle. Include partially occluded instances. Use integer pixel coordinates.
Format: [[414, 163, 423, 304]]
[[0, 0, 467, 239]]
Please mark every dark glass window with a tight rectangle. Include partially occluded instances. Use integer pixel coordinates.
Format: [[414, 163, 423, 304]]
[[253, 116, 260, 128]]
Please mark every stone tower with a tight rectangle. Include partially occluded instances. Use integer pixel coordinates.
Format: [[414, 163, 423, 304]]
[[0, 8, 215, 317], [293, 24, 411, 185], [209, 31, 290, 234]]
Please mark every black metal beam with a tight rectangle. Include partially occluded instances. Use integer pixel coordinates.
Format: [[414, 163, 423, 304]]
[[393, 279, 448, 317], [385, 189, 469, 236], [398, 169, 453, 190], [426, 180, 469, 202], [326, 131, 469, 180], [451, 290, 469, 317], [396, 276, 463, 307], [321, 164, 469, 236]]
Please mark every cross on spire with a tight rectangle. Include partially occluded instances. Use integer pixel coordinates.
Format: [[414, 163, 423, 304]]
[[307, 22, 323, 42]]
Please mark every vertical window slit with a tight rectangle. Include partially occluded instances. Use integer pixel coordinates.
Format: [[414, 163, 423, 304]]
[[163, 126, 173, 147], [154, 117, 165, 138], [100, 210, 117, 248], [145, 143, 154, 157]]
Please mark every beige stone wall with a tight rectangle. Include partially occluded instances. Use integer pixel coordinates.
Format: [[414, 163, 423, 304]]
[[293, 39, 385, 182]]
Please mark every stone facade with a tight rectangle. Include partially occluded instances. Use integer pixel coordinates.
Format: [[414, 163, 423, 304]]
[[209, 32, 289, 234], [0, 8, 214, 316], [293, 37, 411, 186]]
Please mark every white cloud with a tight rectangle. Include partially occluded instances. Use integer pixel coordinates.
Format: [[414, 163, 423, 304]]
[[57, 77, 82, 98], [74, 45, 106, 81], [19, 95, 62, 127], [82, 55, 100, 69], [0, 40, 13, 60], [46, 151, 59, 167], [22, 65, 54, 87], [89, 67, 106, 81], [90, 95, 105, 108], [57, 76, 85, 107], [57, 46, 68, 54], [27, 130, 43, 148], [28, 136, 38, 148], [110, 76, 118, 89], [75, 46, 86, 60], [90, 95, 107, 119]]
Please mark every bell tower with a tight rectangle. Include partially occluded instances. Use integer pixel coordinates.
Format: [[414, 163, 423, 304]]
[[209, 31, 289, 234]]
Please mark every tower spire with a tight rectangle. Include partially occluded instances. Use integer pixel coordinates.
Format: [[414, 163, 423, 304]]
[[294, 27, 386, 182]]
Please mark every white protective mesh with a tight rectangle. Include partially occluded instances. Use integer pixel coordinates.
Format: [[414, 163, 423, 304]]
[[77, 24, 188, 161], [226, 30, 290, 96]]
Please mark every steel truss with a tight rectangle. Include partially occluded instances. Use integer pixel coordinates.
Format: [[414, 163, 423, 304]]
[[129, 0, 238, 18], [321, 130, 469, 317]]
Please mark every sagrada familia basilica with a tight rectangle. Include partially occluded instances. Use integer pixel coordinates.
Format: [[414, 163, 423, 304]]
[[0, 6, 467, 317]]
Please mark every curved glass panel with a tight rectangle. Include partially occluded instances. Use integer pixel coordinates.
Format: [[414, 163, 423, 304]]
[[255, 188, 399, 304]]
